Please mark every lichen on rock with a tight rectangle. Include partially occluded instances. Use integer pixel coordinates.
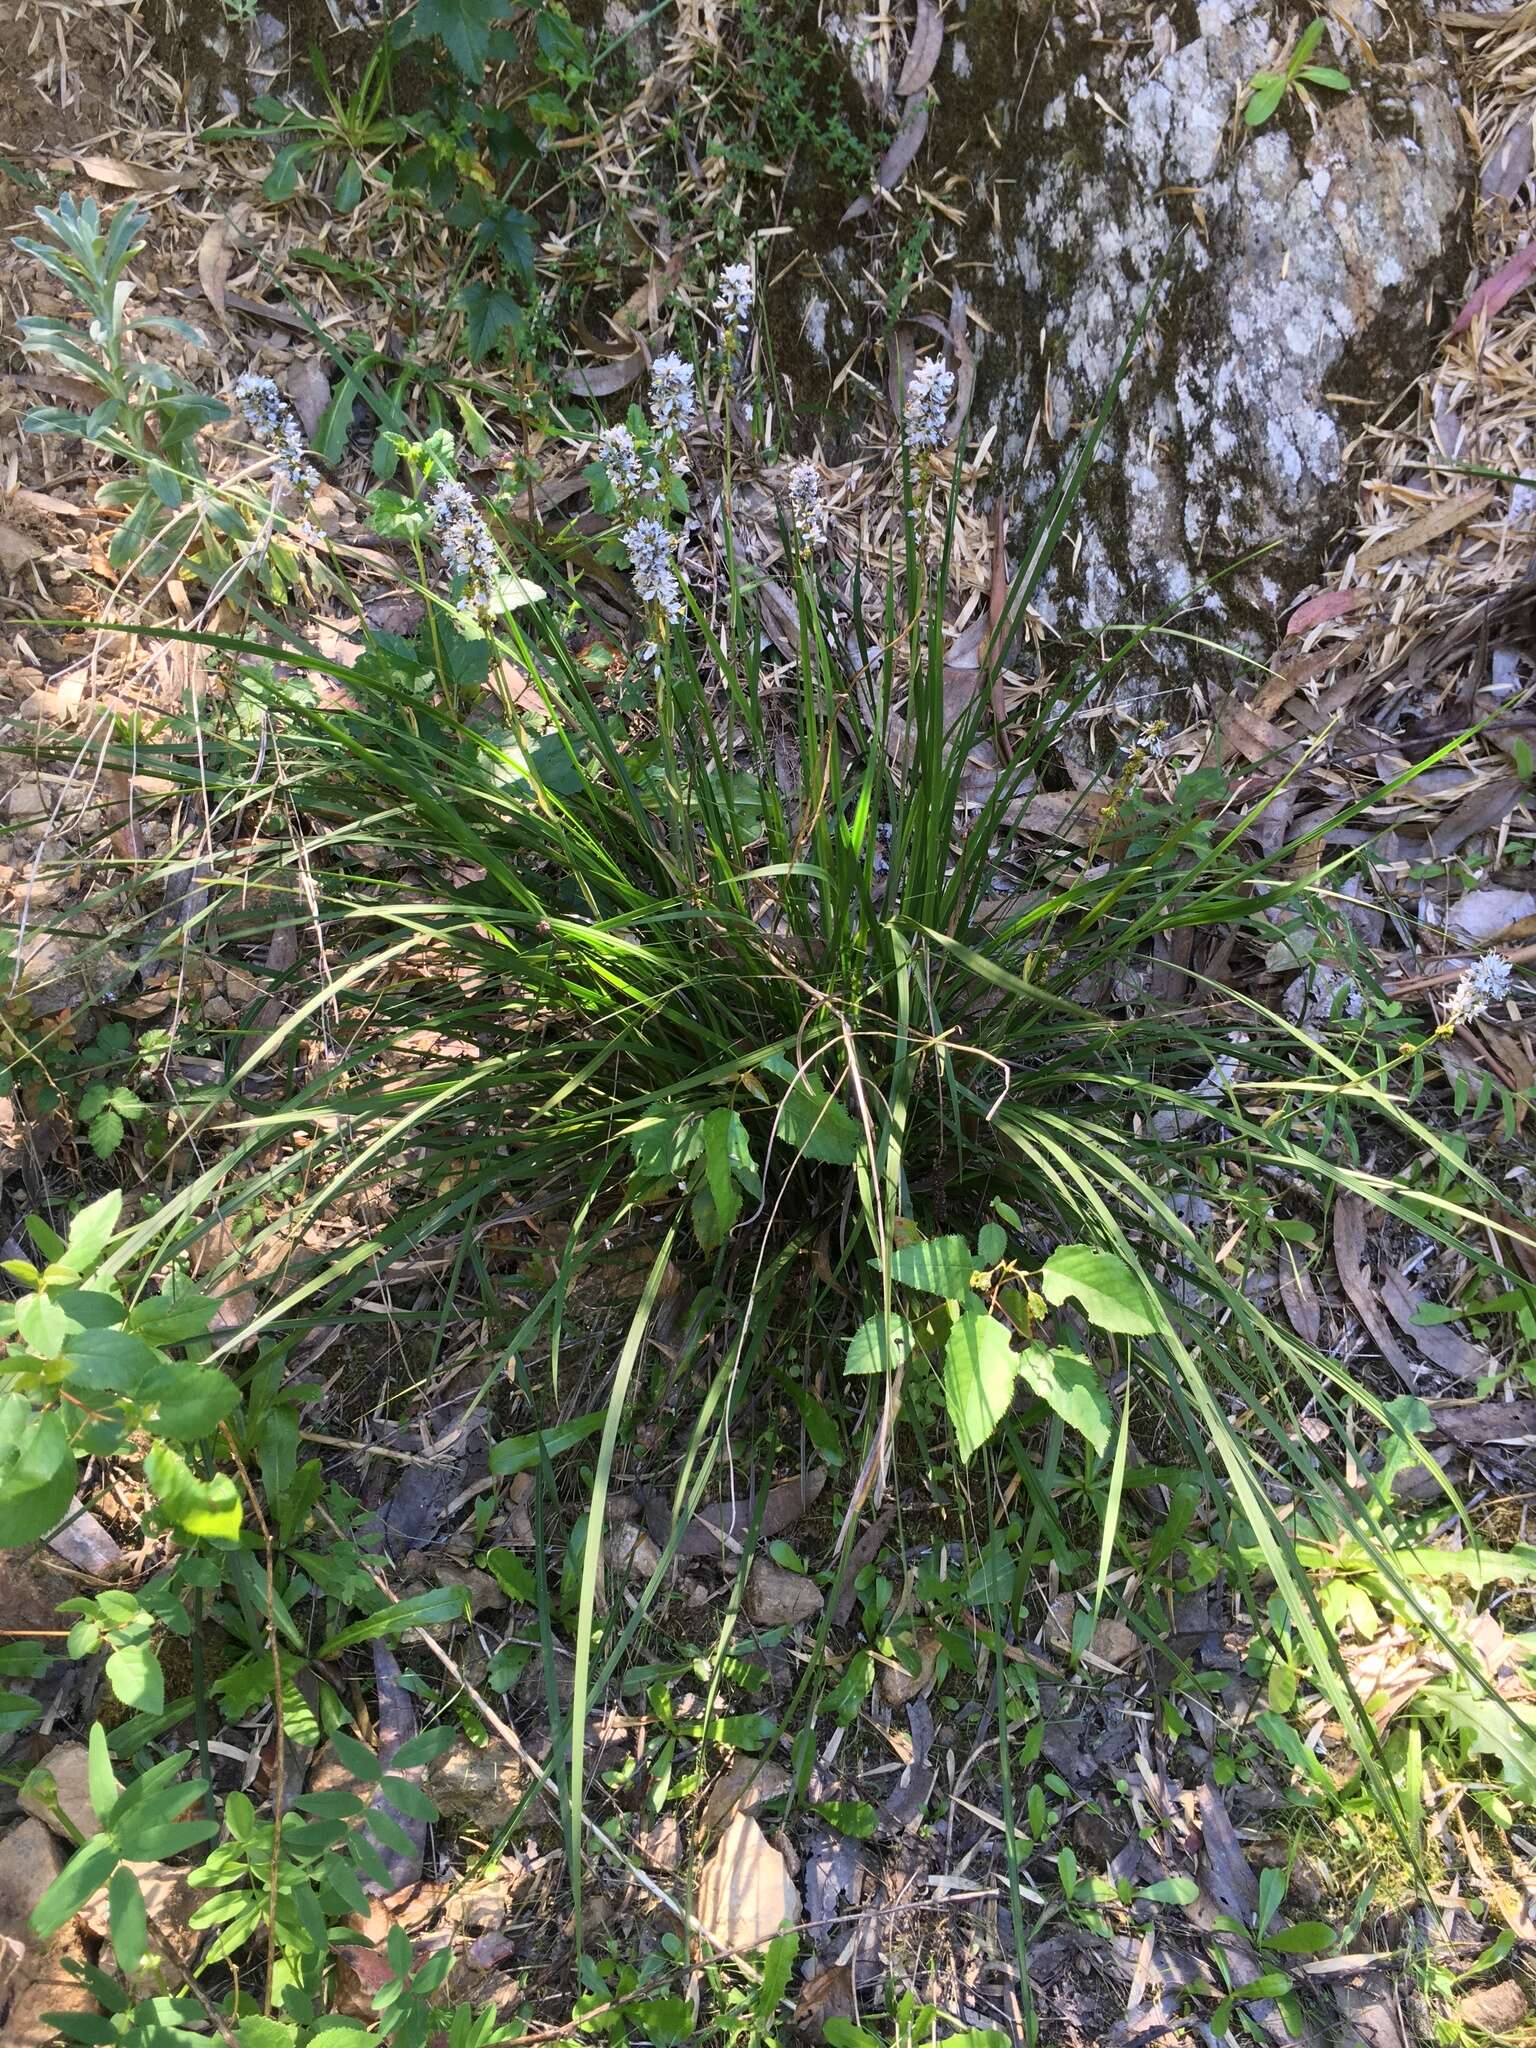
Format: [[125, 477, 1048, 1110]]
[[957, 0, 1468, 651], [814, 0, 1471, 673]]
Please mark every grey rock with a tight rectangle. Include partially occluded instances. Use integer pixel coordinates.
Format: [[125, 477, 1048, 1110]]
[[802, 0, 1470, 676], [744, 1558, 824, 1627], [962, 0, 1467, 650]]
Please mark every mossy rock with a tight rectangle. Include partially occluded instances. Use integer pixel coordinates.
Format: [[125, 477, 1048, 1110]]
[[780, 0, 1472, 688]]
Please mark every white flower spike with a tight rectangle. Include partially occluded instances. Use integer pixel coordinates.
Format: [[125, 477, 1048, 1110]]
[[714, 261, 754, 336], [648, 352, 697, 440], [787, 464, 828, 551], [903, 355, 955, 453], [598, 424, 646, 501], [623, 515, 684, 624], [1446, 951, 1514, 1027], [233, 372, 321, 504], [428, 476, 501, 619]]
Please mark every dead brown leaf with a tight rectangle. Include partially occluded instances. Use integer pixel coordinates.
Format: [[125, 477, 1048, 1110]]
[[1379, 1267, 1492, 1381], [611, 252, 683, 337], [1193, 1780, 1259, 1925], [1330, 1971, 1408, 2048], [0, 525, 44, 578], [895, 0, 944, 96], [671, 1467, 828, 1563], [1353, 488, 1495, 573], [795, 1962, 858, 2035], [696, 1813, 798, 1954], [876, 97, 930, 192], [1483, 119, 1534, 202], [1429, 775, 1525, 859], [76, 154, 183, 192], [1277, 1257, 1321, 1347], [827, 1505, 895, 1626], [196, 221, 233, 320], [1332, 1195, 1418, 1388], [1010, 786, 1109, 846], [1452, 240, 1536, 333], [1427, 1399, 1536, 1448], [286, 358, 332, 440], [565, 352, 645, 400], [1285, 587, 1367, 635]]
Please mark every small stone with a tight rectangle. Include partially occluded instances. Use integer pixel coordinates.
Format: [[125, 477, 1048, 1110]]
[[878, 1630, 941, 1708], [1089, 1617, 1140, 1667], [427, 1741, 534, 1831], [0, 1552, 66, 1632], [5, 780, 50, 823], [606, 1523, 663, 1584], [18, 1745, 98, 1843], [1455, 1980, 1528, 2033], [11, 932, 132, 1019], [700, 1754, 791, 1835], [744, 1559, 823, 1627], [0, 1819, 95, 2045], [632, 1813, 682, 1872]]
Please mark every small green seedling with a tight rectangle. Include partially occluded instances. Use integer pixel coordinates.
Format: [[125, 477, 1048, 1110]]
[[1243, 18, 1351, 128]]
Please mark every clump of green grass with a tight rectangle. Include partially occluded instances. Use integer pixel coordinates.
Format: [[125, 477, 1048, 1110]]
[[12, 249, 1533, 2044], [101, 326, 1522, 1795]]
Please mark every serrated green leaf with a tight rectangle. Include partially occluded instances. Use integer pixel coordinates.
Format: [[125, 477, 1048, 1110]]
[[890, 1234, 975, 1298], [128, 1288, 218, 1346], [14, 1293, 67, 1358], [1040, 1245, 1160, 1335], [629, 1111, 704, 1184], [61, 1192, 121, 1276], [366, 487, 431, 542], [411, 0, 509, 77], [844, 1312, 915, 1375], [144, 1360, 239, 1441], [1014, 1343, 1112, 1457], [943, 1310, 1017, 1461], [764, 1054, 860, 1165], [107, 1865, 147, 1973], [143, 1444, 243, 1544], [976, 1221, 1006, 1265], [105, 1643, 164, 1714], [458, 280, 523, 363], [87, 1108, 124, 1159], [0, 1393, 75, 1548]]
